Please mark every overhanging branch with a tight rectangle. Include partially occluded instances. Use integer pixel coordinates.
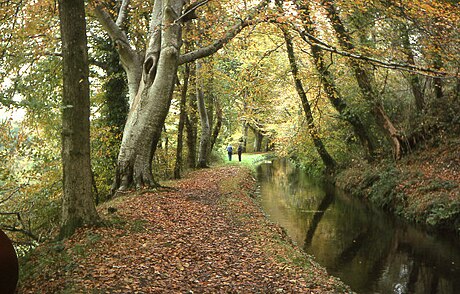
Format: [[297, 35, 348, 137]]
[[175, 0, 210, 24], [295, 27, 458, 78], [178, 0, 270, 65]]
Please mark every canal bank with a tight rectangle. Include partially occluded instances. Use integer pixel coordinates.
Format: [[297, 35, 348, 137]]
[[334, 139, 460, 236], [255, 158, 460, 293]]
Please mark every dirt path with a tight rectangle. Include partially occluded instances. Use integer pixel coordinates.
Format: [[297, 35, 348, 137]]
[[19, 166, 350, 293]]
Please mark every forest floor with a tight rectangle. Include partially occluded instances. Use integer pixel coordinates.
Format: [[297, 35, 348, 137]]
[[19, 165, 351, 293], [336, 137, 460, 234]]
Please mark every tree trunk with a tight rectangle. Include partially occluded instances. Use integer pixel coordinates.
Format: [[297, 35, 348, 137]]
[[58, 0, 99, 238], [92, 0, 269, 192], [402, 26, 424, 112], [196, 60, 211, 168], [186, 65, 198, 169], [110, 0, 184, 192], [174, 64, 190, 179], [322, 0, 403, 160], [242, 122, 248, 152], [432, 48, 444, 100], [282, 28, 337, 171], [210, 96, 222, 152], [295, 0, 375, 161], [104, 39, 129, 134], [253, 128, 263, 152]]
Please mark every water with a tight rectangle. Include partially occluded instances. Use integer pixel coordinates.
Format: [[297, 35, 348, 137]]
[[256, 159, 460, 294]]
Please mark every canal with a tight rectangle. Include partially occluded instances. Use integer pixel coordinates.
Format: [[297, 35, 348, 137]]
[[256, 159, 460, 294]]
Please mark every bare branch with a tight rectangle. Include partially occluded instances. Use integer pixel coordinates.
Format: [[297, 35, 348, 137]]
[[175, 0, 209, 24], [93, 4, 129, 46], [116, 0, 130, 27], [296, 29, 458, 78], [265, 15, 459, 79], [0, 185, 23, 205]]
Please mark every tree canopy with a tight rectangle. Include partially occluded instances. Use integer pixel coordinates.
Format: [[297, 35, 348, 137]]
[[0, 0, 459, 241]]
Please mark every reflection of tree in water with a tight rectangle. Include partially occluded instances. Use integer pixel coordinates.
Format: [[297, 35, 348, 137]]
[[303, 189, 334, 247], [257, 159, 460, 294], [302, 183, 396, 292]]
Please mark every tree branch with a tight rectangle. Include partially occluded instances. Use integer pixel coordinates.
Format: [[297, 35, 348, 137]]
[[297, 28, 457, 78], [0, 211, 38, 241], [116, 0, 130, 27], [92, 3, 140, 66], [175, 0, 209, 24], [178, 0, 270, 65], [0, 186, 22, 204], [271, 17, 458, 79], [93, 4, 129, 45]]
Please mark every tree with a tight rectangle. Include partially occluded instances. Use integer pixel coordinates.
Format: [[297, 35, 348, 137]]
[[321, 0, 404, 159], [185, 64, 199, 169], [292, 0, 376, 161], [174, 63, 190, 179], [282, 27, 336, 171], [93, 0, 269, 192], [196, 60, 211, 168], [58, 0, 99, 238]]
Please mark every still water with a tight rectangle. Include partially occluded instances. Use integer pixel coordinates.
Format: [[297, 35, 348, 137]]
[[256, 159, 460, 294]]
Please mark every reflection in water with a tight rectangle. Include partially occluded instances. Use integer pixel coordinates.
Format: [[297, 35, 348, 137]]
[[257, 159, 460, 294]]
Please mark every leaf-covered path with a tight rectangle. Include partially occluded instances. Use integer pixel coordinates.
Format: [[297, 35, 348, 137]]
[[20, 166, 350, 293]]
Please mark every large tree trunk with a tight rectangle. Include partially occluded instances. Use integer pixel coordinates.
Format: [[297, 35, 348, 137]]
[[174, 64, 190, 179], [196, 60, 211, 168], [108, 0, 184, 191], [282, 28, 337, 171], [58, 0, 99, 238], [295, 0, 375, 161], [322, 0, 403, 160]]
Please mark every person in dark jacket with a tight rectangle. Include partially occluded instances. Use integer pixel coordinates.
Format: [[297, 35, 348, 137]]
[[226, 144, 233, 161], [237, 144, 243, 162], [0, 229, 18, 294]]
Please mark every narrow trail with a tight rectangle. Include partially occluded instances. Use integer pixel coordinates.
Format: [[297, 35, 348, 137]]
[[19, 166, 350, 293]]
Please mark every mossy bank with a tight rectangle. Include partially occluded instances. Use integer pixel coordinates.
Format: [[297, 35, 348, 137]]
[[335, 139, 460, 235]]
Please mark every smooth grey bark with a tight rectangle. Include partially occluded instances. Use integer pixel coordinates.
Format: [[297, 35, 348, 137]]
[[185, 64, 198, 168], [174, 64, 190, 179], [401, 26, 424, 112], [58, 0, 99, 238], [196, 60, 211, 168], [93, 0, 269, 192], [209, 96, 222, 152]]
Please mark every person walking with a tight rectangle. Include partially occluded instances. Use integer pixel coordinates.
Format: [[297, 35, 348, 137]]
[[226, 144, 233, 161], [237, 144, 243, 162]]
